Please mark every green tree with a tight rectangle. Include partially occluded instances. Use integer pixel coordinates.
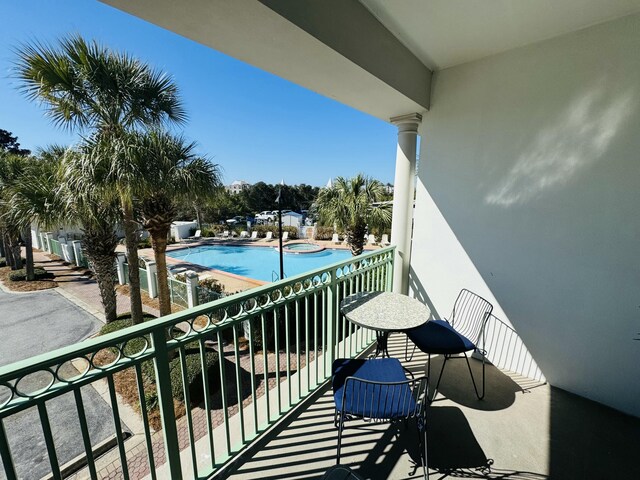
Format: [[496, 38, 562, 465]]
[[131, 130, 221, 316], [0, 152, 29, 272], [6, 146, 121, 321], [314, 174, 391, 255], [0, 129, 30, 156], [15, 35, 186, 324]]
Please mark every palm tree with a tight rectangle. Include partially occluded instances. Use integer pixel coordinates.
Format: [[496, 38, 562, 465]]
[[7, 146, 121, 322], [314, 174, 391, 256], [0, 152, 30, 274], [131, 130, 221, 316], [15, 35, 186, 324]]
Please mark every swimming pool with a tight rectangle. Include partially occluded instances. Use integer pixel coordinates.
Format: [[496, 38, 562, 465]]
[[166, 245, 354, 282]]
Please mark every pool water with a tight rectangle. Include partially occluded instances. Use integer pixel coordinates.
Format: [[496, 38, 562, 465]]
[[167, 245, 354, 282]]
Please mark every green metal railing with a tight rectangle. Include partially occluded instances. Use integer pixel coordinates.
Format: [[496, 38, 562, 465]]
[[169, 277, 189, 308], [0, 247, 394, 479], [48, 239, 64, 258]]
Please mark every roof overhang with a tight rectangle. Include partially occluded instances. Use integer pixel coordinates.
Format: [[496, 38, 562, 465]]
[[101, 0, 431, 122]]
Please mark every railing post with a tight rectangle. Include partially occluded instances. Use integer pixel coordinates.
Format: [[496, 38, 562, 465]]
[[150, 326, 183, 479], [325, 268, 338, 373], [146, 261, 158, 298], [386, 250, 394, 292], [185, 271, 199, 308], [116, 253, 127, 285]]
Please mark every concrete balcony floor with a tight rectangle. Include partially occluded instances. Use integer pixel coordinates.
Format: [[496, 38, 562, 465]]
[[225, 334, 640, 479]]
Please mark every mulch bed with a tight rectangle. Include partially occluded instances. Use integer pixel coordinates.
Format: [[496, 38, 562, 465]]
[[0, 266, 58, 292]]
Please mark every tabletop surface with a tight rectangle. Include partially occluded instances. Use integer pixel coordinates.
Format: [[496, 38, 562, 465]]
[[339, 291, 431, 331]]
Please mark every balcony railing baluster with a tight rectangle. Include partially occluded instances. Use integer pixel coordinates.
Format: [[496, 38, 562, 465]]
[[0, 247, 394, 479]]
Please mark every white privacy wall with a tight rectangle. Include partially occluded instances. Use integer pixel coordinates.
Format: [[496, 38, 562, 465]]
[[410, 13, 640, 417]]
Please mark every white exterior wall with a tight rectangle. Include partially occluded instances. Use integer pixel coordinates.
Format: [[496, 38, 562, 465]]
[[411, 14, 640, 416]]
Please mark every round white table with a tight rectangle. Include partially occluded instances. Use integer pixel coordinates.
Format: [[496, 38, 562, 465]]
[[340, 291, 431, 357]]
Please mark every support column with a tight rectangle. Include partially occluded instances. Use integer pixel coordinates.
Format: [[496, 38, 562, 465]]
[[71, 241, 83, 267], [146, 261, 158, 299], [45, 233, 54, 253], [390, 113, 422, 294], [185, 271, 199, 308], [116, 253, 127, 285]]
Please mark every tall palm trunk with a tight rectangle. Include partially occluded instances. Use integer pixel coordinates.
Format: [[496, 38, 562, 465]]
[[2, 232, 13, 267], [122, 201, 144, 324], [23, 227, 35, 280], [83, 226, 118, 323], [347, 222, 367, 256], [150, 225, 172, 317], [8, 233, 22, 270]]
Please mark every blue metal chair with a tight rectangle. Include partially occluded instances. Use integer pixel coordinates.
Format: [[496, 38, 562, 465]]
[[405, 289, 493, 400], [332, 358, 429, 479]]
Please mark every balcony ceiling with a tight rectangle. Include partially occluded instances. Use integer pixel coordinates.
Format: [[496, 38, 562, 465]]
[[361, 0, 640, 70], [101, 0, 640, 121]]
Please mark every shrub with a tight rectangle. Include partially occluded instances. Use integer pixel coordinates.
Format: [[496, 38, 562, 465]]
[[202, 224, 225, 237], [168, 345, 218, 402], [137, 237, 152, 249], [99, 315, 219, 403], [9, 267, 52, 282], [0, 257, 5, 268], [314, 226, 335, 240]]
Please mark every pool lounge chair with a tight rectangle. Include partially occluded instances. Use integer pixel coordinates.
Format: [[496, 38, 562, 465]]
[[220, 230, 230, 239], [332, 233, 340, 244], [185, 229, 201, 242], [381, 234, 390, 246], [265, 231, 274, 241], [367, 234, 377, 245], [282, 231, 289, 242], [250, 231, 258, 241], [240, 230, 249, 239]]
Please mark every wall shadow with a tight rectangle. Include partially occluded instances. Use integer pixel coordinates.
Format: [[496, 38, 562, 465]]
[[548, 387, 640, 479]]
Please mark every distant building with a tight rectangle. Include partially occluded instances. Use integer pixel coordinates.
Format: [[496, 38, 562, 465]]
[[384, 184, 394, 194], [227, 180, 251, 195]]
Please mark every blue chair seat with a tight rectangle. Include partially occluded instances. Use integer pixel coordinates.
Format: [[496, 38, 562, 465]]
[[332, 358, 416, 419], [407, 320, 475, 355]]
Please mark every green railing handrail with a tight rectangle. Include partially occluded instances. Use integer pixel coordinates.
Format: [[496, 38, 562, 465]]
[[0, 246, 394, 381], [0, 245, 394, 480]]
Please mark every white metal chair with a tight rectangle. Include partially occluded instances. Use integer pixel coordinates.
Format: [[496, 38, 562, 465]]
[[406, 289, 493, 400], [332, 233, 340, 244]]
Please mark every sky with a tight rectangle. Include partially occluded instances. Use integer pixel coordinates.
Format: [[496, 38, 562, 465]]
[[0, 0, 398, 187]]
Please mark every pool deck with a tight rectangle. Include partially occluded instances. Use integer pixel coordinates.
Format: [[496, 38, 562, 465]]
[[135, 237, 382, 294]]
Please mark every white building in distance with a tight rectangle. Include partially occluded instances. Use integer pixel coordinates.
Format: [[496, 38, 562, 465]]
[[227, 180, 251, 195]]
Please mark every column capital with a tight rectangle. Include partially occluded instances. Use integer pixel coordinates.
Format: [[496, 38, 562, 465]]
[[390, 112, 422, 126]]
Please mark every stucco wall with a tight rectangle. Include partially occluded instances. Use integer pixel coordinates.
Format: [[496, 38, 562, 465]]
[[411, 13, 640, 416]]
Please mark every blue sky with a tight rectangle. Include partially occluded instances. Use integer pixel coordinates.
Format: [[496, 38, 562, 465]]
[[0, 1, 397, 187]]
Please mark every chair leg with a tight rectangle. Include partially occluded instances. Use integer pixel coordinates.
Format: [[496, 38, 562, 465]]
[[336, 411, 344, 464], [405, 336, 417, 362], [427, 354, 448, 402], [463, 351, 486, 400], [422, 420, 429, 480]]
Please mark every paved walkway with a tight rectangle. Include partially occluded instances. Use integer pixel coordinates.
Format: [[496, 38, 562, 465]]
[[0, 281, 118, 480], [31, 249, 160, 320]]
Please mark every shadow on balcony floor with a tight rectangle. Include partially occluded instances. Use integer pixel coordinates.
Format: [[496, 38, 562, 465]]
[[224, 334, 640, 480]]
